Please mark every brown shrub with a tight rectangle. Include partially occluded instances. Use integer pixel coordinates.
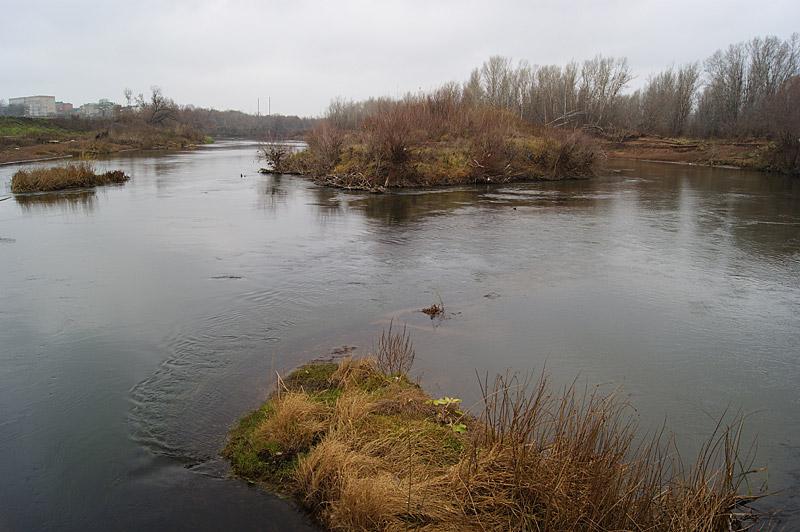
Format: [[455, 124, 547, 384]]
[[375, 321, 415, 376], [307, 122, 344, 174], [296, 92, 598, 188]]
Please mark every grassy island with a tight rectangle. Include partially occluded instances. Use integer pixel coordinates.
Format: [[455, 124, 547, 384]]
[[262, 90, 597, 191], [225, 328, 761, 531], [11, 162, 129, 193]]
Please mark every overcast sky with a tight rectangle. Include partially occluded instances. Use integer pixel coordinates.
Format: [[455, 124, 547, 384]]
[[2, 0, 797, 116]]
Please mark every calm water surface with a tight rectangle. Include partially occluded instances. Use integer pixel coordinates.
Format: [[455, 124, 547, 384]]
[[1, 142, 798, 529]]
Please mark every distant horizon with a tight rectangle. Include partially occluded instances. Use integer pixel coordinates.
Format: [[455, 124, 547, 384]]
[[2, 0, 798, 117], [2, 94, 309, 117]]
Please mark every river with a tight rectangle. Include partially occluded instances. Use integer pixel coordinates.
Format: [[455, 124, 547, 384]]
[[1, 141, 798, 529]]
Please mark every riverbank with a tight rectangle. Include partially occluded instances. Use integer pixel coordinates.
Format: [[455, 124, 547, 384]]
[[0, 116, 210, 165], [225, 329, 761, 531], [603, 134, 770, 170]]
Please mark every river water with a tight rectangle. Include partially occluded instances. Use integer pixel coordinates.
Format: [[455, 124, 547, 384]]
[[1, 141, 798, 530]]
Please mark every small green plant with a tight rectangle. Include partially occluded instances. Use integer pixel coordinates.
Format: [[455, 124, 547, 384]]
[[450, 423, 467, 434], [427, 396, 461, 407], [427, 397, 467, 433]]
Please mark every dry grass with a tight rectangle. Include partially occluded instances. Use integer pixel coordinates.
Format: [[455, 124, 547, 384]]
[[224, 327, 764, 531], [11, 162, 129, 193], [282, 91, 598, 190], [253, 392, 329, 454]]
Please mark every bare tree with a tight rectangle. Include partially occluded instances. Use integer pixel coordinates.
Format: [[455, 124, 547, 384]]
[[696, 34, 799, 137], [639, 63, 700, 136], [763, 75, 800, 173], [577, 56, 633, 128], [146, 86, 178, 126]]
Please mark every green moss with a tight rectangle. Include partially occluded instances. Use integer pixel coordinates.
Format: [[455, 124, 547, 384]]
[[223, 402, 278, 481], [311, 387, 343, 405], [283, 362, 338, 392], [224, 363, 337, 486]]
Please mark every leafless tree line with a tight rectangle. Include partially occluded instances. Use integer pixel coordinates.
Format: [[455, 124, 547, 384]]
[[613, 35, 799, 139], [449, 33, 799, 139], [462, 55, 633, 129], [693, 34, 800, 137], [321, 33, 797, 143]]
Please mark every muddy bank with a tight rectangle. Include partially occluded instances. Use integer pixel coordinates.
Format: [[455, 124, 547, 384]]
[[603, 135, 768, 170], [0, 139, 201, 165]]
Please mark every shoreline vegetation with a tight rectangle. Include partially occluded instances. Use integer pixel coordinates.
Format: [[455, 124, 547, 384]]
[[259, 93, 598, 191], [255, 35, 800, 188], [10, 162, 129, 193], [224, 327, 763, 531], [0, 87, 315, 165], [0, 115, 208, 166]]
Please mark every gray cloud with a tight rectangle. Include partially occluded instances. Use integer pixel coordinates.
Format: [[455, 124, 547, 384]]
[[2, 0, 797, 116]]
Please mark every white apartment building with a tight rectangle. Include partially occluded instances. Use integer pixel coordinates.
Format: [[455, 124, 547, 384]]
[[9, 95, 57, 117]]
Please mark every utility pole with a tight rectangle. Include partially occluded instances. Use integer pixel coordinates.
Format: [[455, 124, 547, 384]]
[[257, 97, 260, 117], [268, 96, 271, 117]]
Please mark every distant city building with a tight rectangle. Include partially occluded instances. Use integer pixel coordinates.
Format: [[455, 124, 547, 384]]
[[55, 101, 74, 115], [78, 99, 117, 119], [9, 95, 56, 117], [78, 103, 101, 118]]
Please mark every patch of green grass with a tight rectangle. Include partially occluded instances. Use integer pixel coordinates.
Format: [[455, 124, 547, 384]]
[[283, 362, 338, 392], [223, 402, 276, 479], [310, 387, 343, 405], [0, 117, 72, 139]]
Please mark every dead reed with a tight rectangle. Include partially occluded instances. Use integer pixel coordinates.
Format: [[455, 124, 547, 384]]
[[375, 321, 415, 376], [11, 162, 129, 193], [225, 327, 764, 531]]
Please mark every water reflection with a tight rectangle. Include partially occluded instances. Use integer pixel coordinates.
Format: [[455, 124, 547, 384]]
[[354, 188, 480, 224], [606, 160, 800, 260], [306, 185, 346, 224], [14, 189, 97, 213], [256, 173, 289, 211]]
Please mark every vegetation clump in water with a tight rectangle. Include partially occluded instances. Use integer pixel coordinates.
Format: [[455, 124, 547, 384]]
[[11, 162, 129, 193], [225, 328, 762, 531], [271, 90, 597, 191]]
